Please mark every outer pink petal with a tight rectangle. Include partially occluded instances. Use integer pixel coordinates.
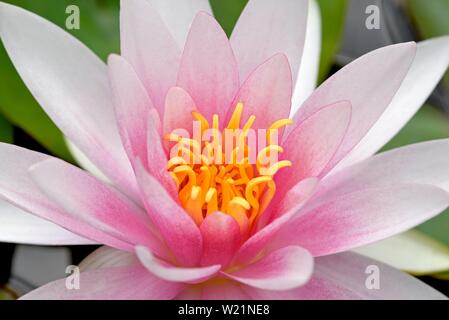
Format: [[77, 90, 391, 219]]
[[316, 139, 449, 198], [109, 55, 174, 198], [177, 12, 239, 122], [163, 87, 197, 138], [134, 161, 203, 266], [230, 0, 308, 86], [149, 0, 212, 47], [276, 101, 351, 195], [80, 246, 138, 272], [273, 184, 449, 257], [120, 0, 180, 114], [108, 54, 153, 170], [230, 53, 292, 131], [136, 246, 220, 283], [244, 252, 447, 300], [29, 158, 168, 258], [289, 42, 417, 174], [337, 37, 449, 169], [20, 265, 184, 300], [0, 143, 130, 250], [0, 3, 136, 199], [200, 212, 242, 267], [0, 199, 95, 246], [234, 178, 318, 264], [224, 246, 314, 291]]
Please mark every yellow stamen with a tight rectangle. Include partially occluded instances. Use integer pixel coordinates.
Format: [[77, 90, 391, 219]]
[[242, 115, 256, 135], [267, 119, 293, 144], [245, 176, 272, 210], [259, 160, 292, 176], [192, 111, 210, 132], [165, 103, 293, 236], [212, 114, 219, 131], [227, 102, 244, 129], [256, 145, 284, 170]]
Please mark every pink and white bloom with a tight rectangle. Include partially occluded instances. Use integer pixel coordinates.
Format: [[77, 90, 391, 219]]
[[1, 0, 449, 299]]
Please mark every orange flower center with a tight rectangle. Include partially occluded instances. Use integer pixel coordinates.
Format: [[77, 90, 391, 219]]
[[165, 103, 293, 234]]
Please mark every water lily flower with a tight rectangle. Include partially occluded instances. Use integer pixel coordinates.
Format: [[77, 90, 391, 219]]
[[1, 0, 449, 300]]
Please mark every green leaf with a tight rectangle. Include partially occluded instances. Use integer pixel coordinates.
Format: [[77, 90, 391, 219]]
[[0, 287, 15, 300], [0, 112, 13, 143], [381, 105, 449, 249], [0, 0, 120, 161], [433, 270, 449, 280], [409, 0, 449, 37], [317, 0, 347, 82], [209, 0, 248, 37], [408, 0, 449, 89]]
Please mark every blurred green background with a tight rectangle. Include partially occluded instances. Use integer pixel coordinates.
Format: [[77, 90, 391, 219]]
[[1, 0, 449, 298]]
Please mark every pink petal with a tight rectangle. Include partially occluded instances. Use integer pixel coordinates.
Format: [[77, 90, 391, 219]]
[[163, 87, 197, 138], [108, 54, 153, 170], [276, 101, 351, 195], [289, 42, 417, 174], [224, 246, 313, 290], [272, 184, 449, 257], [0, 3, 137, 199], [149, 0, 212, 47], [200, 212, 242, 267], [0, 199, 95, 246], [120, 0, 181, 114], [0, 143, 131, 250], [29, 158, 168, 258], [80, 246, 138, 272], [337, 37, 449, 169], [230, 0, 308, 86], [230, 53, 292, 131], [316, 139, 449, 198], [20, 265, 184, 300], [136, 246, 220, 283], [244, 252, 447, 299], [200, 282, 251, 300], [175, 281, 252, 300], [177, 12, 239, 121], [134, 161, 203, 266], [108, 56, 174, 198], [65, 138, 110, 183], [146, 109, 178, 199], [234, 178, 318, 264]]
